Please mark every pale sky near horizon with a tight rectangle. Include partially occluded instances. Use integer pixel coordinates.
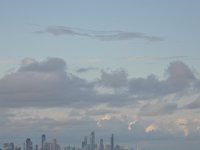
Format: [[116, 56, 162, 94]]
[[0, 1, 200, 150]]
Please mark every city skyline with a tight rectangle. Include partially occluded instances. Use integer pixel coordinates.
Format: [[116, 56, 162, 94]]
[[0, 132, 124, 150]]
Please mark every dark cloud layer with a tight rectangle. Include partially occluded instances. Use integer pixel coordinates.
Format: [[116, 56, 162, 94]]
[[36, 26, 164, 42], [0, 58, 199, 108], [128, 61, 197, 98], [99, 69, 128, 88]]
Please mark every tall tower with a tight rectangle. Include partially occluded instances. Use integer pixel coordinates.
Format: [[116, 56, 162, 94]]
[[110, 134, 114, 150], [41, 134, 46, 150], [83, 136, 87, 150], [99, 139, 104, 150], [90, 131, 95, 150], [26, 138, 33, 150], [35, 145, 38, 150]]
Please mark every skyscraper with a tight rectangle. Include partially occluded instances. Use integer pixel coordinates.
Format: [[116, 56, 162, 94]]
[[41, 134, 46, 150], [35, 145, 38, 150], [3, 143, 14, 150], [82, 136, 87, 150], [90, 131, 95, 150], [99, 139, 104, 150], [26, 138, 33, 150], [110, 134, 114, 150]]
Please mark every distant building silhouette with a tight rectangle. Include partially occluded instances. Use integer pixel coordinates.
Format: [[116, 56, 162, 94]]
[[82, 136, 87, 150], [26, 138, 33, 150], [99, 139, 104, 150], [90, 131, 95, 150], [3, 143, 14, 150], [41, 134, 46, 150], [110, 134, 114, 150]]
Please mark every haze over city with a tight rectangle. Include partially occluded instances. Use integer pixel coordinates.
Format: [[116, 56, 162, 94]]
[[0, 1, 200, 150]]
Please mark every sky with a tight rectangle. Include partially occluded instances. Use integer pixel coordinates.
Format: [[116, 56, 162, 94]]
[[0, 0, 200, 150]]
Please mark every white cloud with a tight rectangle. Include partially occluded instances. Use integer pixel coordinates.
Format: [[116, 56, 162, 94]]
[[128, 119, 137, 131], [145, 124, 158, 133], [97, 114, 112, 127]]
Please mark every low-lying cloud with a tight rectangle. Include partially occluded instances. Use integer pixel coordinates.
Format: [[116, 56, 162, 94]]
[[0, 58, 199, 108]]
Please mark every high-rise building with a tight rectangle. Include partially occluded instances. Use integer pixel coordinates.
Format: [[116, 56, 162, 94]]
[[35, 145, 38, 150], [99, 139, 104, 150], [41, 134, 46, 150], [43, 139, 60, 150], [26, 138, 33, 150], [82, 136, 87, 150], [90, 131, 95, 150], [110, 134, 114, 150], [3, 143, 14, 150]]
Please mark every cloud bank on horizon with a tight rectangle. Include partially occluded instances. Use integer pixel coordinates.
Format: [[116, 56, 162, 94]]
[[0, 57, 200, 143]]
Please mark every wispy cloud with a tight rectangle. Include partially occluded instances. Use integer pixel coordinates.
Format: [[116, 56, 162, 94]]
[[35, 26, 164, 42], [127, 56, 188, 61], [76, 67, 99, 73]]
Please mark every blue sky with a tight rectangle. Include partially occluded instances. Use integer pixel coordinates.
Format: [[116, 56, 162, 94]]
[[0, 1, 200, 150]]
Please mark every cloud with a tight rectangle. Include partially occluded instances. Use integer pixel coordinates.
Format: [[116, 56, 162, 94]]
[[175, 118, 189, 136], [128, 61, 197, 98], [97, 114, 112, 127], [0, 58, 133, 108], [145, 124, 158, 133], [36, 26, 164, 42], [139, 102, 177, 116], [166, 61, 196, 89], [19, 57, 67, 72], [0, 58, 199, 110], [86, 108, 117, 116], [76, 67, 99, 73], [0, 57, 94, 107], [185, 97, 200, 109], [127, 56, 188, 62], [128, 119, 138, 131], [98, 69, 128, 88]]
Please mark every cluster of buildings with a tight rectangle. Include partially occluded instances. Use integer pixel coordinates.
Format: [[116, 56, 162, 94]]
[[78, 131, 114, 150], [0, 131, 135, 150]]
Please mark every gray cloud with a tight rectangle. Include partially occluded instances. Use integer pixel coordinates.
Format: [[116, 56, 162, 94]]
[[36, 26, 164, 42], [76, 67, 99, 73], [0, 58, 93, 107], [185, 97, 200, 109], [0, 58, 133, 108], [128, 56, 188, 61], [128, 61, 197, 98], [86, 108, 118, 116], [139, 102, 178, 116], [166, 61, 196, 89], [0, 58, 199, 109], [98, 69, 128, 88], [19, 57, 67, 72]]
